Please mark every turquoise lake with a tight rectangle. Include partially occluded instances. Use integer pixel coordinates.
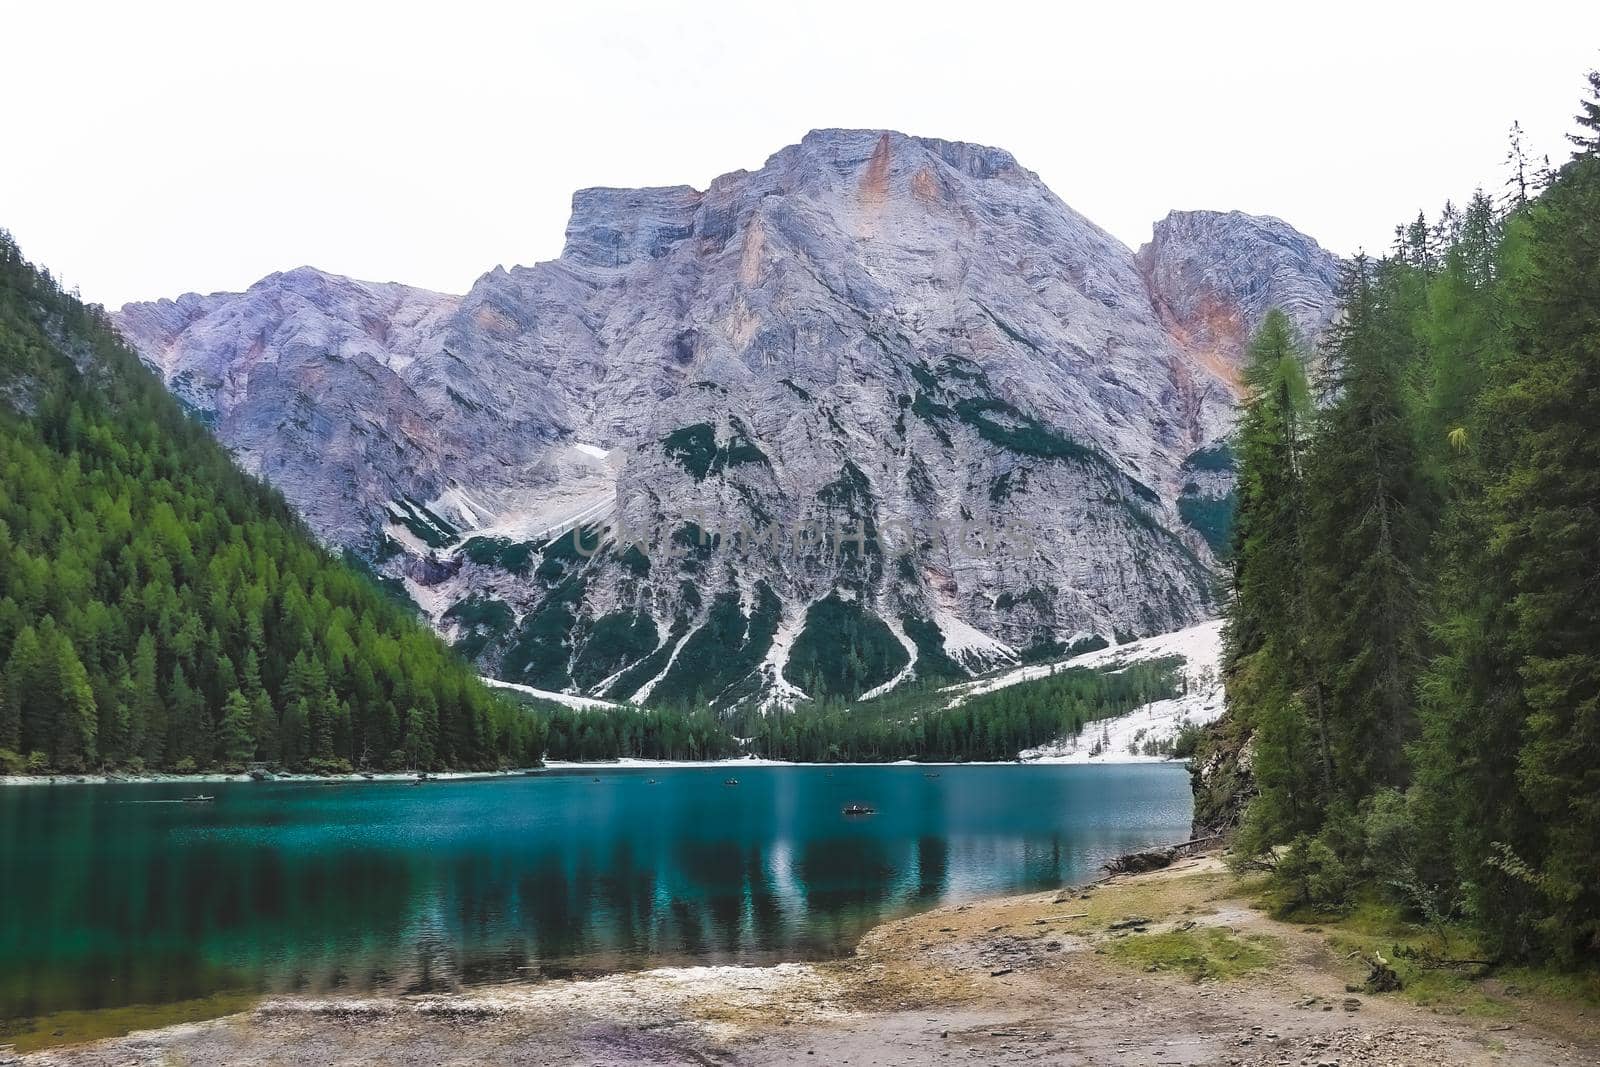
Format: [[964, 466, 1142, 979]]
[[0, 763, 1191, 1025]]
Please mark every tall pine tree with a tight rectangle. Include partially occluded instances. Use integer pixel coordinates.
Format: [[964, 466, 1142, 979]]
[[1304, 258, 1429, 804], [1225, 309, 1332, 846]]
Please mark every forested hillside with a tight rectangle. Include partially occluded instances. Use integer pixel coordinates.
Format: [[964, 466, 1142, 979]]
[[1222, 71, 1600, 963], [0, 233, 544, 774], [740, 657, 1182, 763], [515, 653, 1182, 764]]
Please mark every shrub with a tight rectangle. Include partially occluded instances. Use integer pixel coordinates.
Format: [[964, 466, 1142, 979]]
[[1277, 833, 1352, 911], [1363, 788, 1459, 928], [1168, 721, 1205, 759]]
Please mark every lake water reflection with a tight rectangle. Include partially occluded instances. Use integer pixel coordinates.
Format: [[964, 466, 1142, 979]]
[[0, 763, 1191, 1022]]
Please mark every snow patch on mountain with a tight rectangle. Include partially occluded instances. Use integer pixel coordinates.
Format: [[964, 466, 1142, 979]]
[[933, 609, 1017, 672], [482, 677, 627, 712], [971, 619, 1227, 764], [858, 618, 921, 701], [757, 608, 814, 708], [949, 618, 1223, 704]]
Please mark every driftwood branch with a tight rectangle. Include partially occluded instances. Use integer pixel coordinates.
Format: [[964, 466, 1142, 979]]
[[1345, 950, 1402, 993], [1102, 834, 1223, 875]]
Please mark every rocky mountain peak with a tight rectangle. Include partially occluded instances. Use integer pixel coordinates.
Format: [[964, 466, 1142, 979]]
[[113, 131, 1343, 709], [1137, 209, 1343, 390], [785, 128, 1025, 182], [562, 186, 704, 267]]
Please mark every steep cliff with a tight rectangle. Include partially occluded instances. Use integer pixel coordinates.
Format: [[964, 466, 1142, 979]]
[[114, 131, 1341, 706]]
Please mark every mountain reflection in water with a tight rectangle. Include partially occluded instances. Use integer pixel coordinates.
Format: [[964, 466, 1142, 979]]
[[0, 763, 1191, 1021]]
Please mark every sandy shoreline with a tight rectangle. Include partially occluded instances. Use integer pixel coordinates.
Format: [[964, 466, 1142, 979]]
[[11, 854, 1597, 1065], [0, 768, 538, 787]]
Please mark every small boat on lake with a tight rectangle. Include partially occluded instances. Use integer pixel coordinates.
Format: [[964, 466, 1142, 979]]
[[724, 777, 739, 786], [842, 803, 875, 816], [923, 772, 941, 779], [181, 794, 214, 803]]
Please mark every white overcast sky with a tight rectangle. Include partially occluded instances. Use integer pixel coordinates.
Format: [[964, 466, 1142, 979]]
[[5, 0, 1598, 307]]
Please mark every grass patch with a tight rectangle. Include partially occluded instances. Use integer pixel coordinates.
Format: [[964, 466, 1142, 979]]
[[606, 616, 689, 701], [671, 522, 720, 569], [951, 395, 1099, 464], [534, 527, 601, 582], [1075, 870, 1233, 925], [988, 466, 1027, 503], [1494, 965, 1600, 1007], [0, 991, 258, 1053], [1315, 906, 1511, 1017], [662, 422, 718, 480], [1245, 880, 1595, 1018], [994, 587, 1053, 613], [501, 574, 584, 689], [1106, 926, 1278, 981], [1019, 632, 1108, 664], [901, 614, 966, 681], [618, 543, 651, 576]]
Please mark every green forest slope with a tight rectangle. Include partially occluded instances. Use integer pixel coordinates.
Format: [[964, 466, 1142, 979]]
[[0, 233, 544, 775], [1219, 72, 1600, 964]]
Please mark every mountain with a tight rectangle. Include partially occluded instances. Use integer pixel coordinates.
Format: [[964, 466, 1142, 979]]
[[1134, 209, 1345, 559], [1138, 209, 1345, 392], [0, 232, 542, 774], [113, 130, 1342, 708]]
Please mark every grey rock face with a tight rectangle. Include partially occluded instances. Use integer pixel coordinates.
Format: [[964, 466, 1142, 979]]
[[1137, 209, 1344, 392], [1135, 209, 1343, 566], [114, 131, 1340, 706], [113, 269, 466, 545]]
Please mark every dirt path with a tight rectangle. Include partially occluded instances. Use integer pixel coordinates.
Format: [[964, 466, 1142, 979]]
[[12, 857, 1598, 1066]]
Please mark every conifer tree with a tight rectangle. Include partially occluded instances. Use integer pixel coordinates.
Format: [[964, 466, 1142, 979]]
[[0, 685, 13, 756], [1568, 68, 1600, 157], [8, 623, 49, 753], [51, 634, 98, 770], [167, 664, 205, 767], [1224, 310, 1334, 845], [280, 698, 309, 768], [1505, 120, 1533, 206], [219, 689, 255, 766], [130, 633, 163, 765], [1460, 151, 1600, 960], [1304, 259, 1428, 802], [0, 230, 539, 776], [241, 648, 275, 761]]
